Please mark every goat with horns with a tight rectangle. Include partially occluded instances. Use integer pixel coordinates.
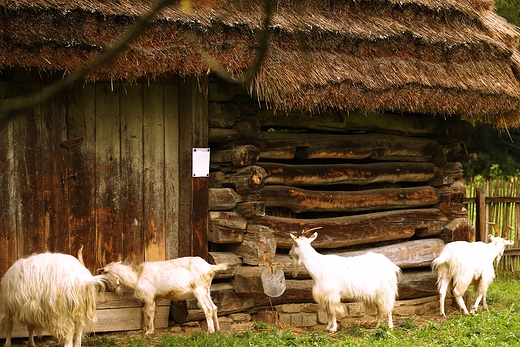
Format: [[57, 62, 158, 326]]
[[289, 227, 401, 332]]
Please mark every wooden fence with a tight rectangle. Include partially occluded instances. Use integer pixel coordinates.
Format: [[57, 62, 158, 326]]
[[465, 177, 520, 272]]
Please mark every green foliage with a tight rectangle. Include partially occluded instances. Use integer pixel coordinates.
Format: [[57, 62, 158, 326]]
[[462, 0, 520, 179], [495, 0, 520, 27], [82, 275, 520, 347], [463, 123, 520, 179]]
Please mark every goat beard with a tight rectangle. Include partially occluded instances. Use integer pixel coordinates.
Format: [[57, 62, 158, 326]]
[[289, 251, 300, 277]]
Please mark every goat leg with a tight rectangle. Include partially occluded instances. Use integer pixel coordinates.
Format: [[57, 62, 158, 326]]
[[194, 288, 217, 333], [453, 295, 470, 315], [437, 278, 450, 317], [72, 326, 83, 347], [27, 323, 36, 347], [142, 300, 156, 335], [387, 311, 393, 329], [3, 317, 13, 347]]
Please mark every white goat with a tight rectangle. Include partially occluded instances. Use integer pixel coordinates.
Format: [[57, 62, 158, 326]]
[[98, 257, 228, 335], [432, 234, 513, 316], [289, 230, 401, 332], [0, 252, 106, 347]]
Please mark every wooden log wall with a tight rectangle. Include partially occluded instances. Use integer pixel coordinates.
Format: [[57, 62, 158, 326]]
[[175, 80, 475, 323]]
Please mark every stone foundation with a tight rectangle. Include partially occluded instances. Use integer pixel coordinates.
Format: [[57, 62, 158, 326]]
[[170, 295, 448, 334]]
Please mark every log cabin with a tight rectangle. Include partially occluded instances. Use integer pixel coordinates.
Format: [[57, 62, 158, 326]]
[[1, 0, 520, 334]]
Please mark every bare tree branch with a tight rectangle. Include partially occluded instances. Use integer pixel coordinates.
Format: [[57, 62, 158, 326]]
[[0, 0, 274, 127], [0, 0, 174, 124], [184, 0, 273, 85]]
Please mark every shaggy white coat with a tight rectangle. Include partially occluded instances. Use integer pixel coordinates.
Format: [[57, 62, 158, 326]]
[[432, 234, 513, 316], [0, 253, 105, 347], [99, 257, 228, 334], [290, 232, 401, 332]]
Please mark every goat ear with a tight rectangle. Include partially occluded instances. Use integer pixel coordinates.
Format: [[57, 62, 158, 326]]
[[290, 233, 298, 242], [488, 234, 494, 241], [309, 232, 318, 241]]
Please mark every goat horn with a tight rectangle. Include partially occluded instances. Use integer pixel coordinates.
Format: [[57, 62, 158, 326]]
[[299, 226, 322, 237], [486, 221, 499, 232]]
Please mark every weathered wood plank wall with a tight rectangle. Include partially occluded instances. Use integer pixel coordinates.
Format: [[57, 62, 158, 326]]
[[0, 77, 181, 277]]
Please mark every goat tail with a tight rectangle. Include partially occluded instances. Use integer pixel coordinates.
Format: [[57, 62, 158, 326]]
[[431, 252, 449, 272], [88, 274, 108, 293], [211, 263, 230, 272]]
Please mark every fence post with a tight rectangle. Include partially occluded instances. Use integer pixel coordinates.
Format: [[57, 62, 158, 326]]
[[475, 188, 486, 242]]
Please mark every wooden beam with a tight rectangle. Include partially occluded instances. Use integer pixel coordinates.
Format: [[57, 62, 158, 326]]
[[254, 110, 439, 136], [259, 162, 437, 186], [256, 208, 448, 249], [261, 185, 440, 213], [178, 76, 209, 258]]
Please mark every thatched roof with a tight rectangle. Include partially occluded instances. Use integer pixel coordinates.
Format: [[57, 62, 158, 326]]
[[1, 0, 520, 126]]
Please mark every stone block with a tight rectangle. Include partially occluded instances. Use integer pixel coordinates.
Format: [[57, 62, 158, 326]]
[[291, 313, 303, 326], [229, 313, 252, 322], [302, 313, 317, 327], [252, 310, 278, 325], [276, 303, 302, 313], [278, 313, 291, 326]]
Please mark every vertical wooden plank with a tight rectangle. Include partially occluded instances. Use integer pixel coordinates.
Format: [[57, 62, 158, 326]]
[[475, 187, 485, 242], [14, 83, 45, 256], [42, 85, 69, 254], [95, 83, 122, 266], [164, 83, 180, 260], [0, 81, 18, 277], [67, 83, 97, 272], [143, 84, 166, 262], [178, 76, 209, 258], [120, 84, 145, 264]]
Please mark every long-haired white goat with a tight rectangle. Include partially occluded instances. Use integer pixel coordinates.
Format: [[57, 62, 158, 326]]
[[98, 257, 228, 335], [0, 252, 106, 347], [432, 233, 513, 316], [289, 228, 401, 332]]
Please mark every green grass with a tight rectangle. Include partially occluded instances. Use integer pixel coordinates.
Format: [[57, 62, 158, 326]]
[[55, 276, 520, 346]]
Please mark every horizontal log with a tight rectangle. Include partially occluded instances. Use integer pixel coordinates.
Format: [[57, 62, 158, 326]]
[[235, 201, 266, 218], [210, 211, 248, 229], [211, 145, 260, 166], [174, 270, 437, 322], [208, 252, 243, 279], [208, 224, 244, 244], [232, 224, 277, 266], [256, 208, 448, 249], [275, 238, 445, 277], [296, 146, 372, 160], [214, 129, 444, 162], [261, 185, 440, 213], [209, 188, 241, 210], [429, 162, 463, 187], [259, 162, 437, 186], [209, 166, 267, 194], [233, 265, 286, 297], [443, 218, 474, 243], [295, 133, 444, 162], [208, 188, 259, 210], [255, 110, 439, 136]]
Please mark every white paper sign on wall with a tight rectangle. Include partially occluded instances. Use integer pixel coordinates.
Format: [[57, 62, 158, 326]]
[[192, 148, 210, 177]]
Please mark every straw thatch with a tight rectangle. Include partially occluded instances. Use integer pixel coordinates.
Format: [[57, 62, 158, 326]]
[[1, 0, 520, 126]]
